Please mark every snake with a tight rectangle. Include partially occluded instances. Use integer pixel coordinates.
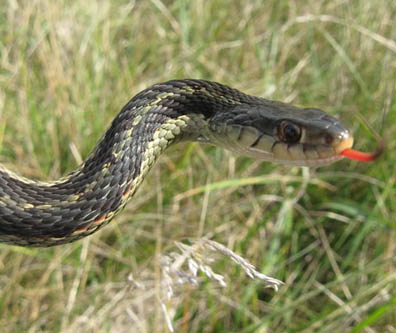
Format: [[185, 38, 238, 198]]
[[0, 79, 354, 247]]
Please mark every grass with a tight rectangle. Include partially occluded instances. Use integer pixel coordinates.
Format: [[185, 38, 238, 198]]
[[0, 0, 395, 332]]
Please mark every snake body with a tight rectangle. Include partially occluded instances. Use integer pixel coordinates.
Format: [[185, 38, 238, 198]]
[[0, 79, 353, 247]]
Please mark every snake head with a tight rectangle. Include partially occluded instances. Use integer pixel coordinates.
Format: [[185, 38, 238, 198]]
[[207, 103, 353, 167]]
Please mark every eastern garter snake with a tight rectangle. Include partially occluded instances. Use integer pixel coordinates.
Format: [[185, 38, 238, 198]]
[[0, 79, 353, 247]]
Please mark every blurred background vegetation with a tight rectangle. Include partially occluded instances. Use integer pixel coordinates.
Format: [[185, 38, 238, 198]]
[[0, 0, 395, 332]]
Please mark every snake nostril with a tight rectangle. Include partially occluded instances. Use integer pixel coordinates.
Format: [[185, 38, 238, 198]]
[[325, 134, 333, 145]]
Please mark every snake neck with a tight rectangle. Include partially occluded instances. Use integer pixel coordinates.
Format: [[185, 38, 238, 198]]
[[0, 79, 258, 246]]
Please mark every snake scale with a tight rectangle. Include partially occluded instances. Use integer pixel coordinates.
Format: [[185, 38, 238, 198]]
[[0, 79, 353, 247]]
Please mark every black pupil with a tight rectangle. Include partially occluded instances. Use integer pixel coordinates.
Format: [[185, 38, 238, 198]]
[[283, 124, 300, 143]]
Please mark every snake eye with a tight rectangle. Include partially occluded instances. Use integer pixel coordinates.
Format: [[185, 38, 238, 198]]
[[278, 121, 301, 143]]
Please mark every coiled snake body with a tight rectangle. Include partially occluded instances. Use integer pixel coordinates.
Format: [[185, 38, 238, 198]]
[[0, 79, 353, 247]]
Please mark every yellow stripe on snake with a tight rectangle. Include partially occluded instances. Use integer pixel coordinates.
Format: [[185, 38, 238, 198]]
[[0, 79, 353, 247]]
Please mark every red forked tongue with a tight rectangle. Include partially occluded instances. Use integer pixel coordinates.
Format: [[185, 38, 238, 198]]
[[340, 141, 384, 162]]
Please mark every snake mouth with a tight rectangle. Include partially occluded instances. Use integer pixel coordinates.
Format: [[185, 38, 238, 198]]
[[334, 135, 354, 154], [217, 120, 355, 167], [240, 129, 355, 167]]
